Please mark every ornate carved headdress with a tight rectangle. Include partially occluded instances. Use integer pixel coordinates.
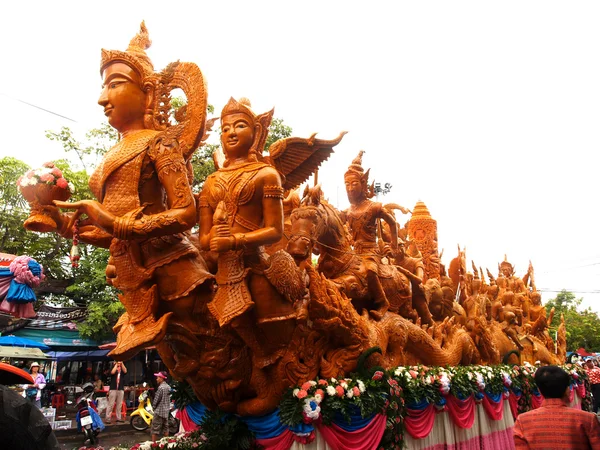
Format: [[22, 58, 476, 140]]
[[498, 255, 515, 276], [221, 97, 274, 165], [100, 21, 155, 81], [344, 150, 374, 198]]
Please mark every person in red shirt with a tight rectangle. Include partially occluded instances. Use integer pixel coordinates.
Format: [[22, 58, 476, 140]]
[[585, 358, 600, 414], [514, 365, 600, 449]]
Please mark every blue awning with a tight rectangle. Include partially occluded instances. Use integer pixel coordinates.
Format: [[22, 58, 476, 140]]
[[47, 350, 111, 361]]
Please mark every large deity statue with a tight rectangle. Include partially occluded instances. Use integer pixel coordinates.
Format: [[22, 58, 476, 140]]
[[341, 151, 399, 319], [51, 23, 213, 367], [20, 22, 570, 418]]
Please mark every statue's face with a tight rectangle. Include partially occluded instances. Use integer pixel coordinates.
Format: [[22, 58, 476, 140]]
[[500, 264, 513, 278], [99, 63, 147, 133], [344, 174, 364, 204], [221, 113, 255, 158]]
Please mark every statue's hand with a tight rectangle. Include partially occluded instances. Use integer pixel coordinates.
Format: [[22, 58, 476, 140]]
[[54, 200, 114, 233], [210, 236, 234, 253]]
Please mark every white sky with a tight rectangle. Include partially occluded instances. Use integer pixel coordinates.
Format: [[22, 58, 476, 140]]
[[1, 1, 599, 311]]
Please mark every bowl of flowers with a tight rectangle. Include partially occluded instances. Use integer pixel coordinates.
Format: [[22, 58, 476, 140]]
[[18, 162, 74, 232]]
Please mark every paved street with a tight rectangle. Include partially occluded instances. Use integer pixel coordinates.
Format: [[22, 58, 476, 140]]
[[56, 425, 151, 450]]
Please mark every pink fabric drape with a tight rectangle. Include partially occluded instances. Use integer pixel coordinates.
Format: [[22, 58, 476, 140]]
[[508, 391, 521, 419], [446, 394, 476, 429], [482, 394, 504, 421], [256, 429, 296, 450], [176, 408, 199, 432], [0, 300, 36, 318], [317, 413, 387, 450], [0, 277, 11, 297], [405, 403, 436, 439], [575, 383, 586, 399], [531, 392, 544, 409]]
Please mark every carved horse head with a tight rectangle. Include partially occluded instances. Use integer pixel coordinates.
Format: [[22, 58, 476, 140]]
[[287, 185, 351, 263]]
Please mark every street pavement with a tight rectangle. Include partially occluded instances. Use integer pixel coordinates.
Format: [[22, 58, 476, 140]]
[[55, 423, 151, 450]]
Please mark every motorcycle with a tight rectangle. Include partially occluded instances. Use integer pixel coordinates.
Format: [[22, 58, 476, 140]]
[[75, 382, 104, 445], [130, 388, 179, 434]]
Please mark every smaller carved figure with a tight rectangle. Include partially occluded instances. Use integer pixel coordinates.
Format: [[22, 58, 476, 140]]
[[502, 311, 524, 350], [394, 239, 433, 324], [341, 151, 399, 319]]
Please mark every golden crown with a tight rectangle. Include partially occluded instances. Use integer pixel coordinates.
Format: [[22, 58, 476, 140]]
[[100, 21, 154, 79], [221, 97, 256, 121], [345, 150, 368, 179]]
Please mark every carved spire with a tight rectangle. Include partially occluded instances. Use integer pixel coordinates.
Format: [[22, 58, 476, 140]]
[[100, 21, 155, 79]]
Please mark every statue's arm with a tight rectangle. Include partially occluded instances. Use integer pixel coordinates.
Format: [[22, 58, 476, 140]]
[[114, 140, 197, 240], [198, 183, 215, 251], [234, 168, 284, 248]]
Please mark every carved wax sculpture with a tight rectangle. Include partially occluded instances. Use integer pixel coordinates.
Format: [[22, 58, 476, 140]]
[[50, 22, 214, 369], [339, 151, 409, 320], [22, 23, 567, 417], [197, 97, 346, 415]]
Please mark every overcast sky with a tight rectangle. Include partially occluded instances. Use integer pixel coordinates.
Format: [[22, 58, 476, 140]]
[[1, 1, 599, 310]]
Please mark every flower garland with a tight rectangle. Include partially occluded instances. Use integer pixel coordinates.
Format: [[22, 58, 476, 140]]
[[113, 363, 589, 450]]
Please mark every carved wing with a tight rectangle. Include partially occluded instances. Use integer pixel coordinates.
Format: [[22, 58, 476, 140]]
[[267, 132, 347, 190], [151, 61, 208, 162]]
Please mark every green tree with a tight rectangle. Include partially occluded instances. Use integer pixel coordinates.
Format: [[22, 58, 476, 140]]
[[546, 290, 600, 351]]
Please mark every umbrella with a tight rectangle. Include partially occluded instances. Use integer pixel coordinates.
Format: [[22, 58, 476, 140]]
[[0, 346, 50, 360], [0, 336, 50, 351], [0, 362, 33, 385]]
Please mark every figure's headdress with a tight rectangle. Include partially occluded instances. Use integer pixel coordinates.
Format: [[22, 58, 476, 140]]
[[498, 255, 515, 276], [220, 97, 274, 165], [344, 150, 374, 198], [100, 21, 155, 81]]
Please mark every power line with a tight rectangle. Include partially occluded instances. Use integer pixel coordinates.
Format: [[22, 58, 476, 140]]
[[538, 261, 600, 274], [0, 92, 77, 123], [537, 288, 600, 294]]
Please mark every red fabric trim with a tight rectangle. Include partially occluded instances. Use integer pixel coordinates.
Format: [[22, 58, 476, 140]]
[[508, 391, 521, 420], [404, 403, 436, 439], [446, 394, 476, 429], [176, 408, 199, 432], [482, 393, 504, 421], [531, 392, 544, 409], [317, 413, 387, 450]]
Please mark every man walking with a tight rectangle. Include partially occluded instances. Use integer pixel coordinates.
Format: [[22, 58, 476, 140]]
[[151, 371, 171, 442], [105, 361, 127, 424], [513, 365, 600, 449]]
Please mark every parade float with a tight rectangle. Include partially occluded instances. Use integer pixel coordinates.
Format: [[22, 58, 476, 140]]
[[21, 23, 577, 450]]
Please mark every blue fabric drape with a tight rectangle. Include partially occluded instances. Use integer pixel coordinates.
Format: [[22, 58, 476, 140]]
[[185, 401, 208, 424], [0, 260, 42, 303], [407, 398, 430, 410], [485, 391, 502, 403], [333, 406, 376, 431], [244, 409, 289, 439]]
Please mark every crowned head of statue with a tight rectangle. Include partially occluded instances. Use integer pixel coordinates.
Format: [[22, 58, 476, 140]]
[[344, 150, 374, 205], [499, 257, 515, 278], [98, 22, 157, 134], [530, 290, 542, 306], [220, 97, 274, 167]]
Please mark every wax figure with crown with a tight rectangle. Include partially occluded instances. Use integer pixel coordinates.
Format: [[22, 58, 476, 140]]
[[340, 151, 400, 320], [49, 23, 213, 370], [198, 97, 305, 369]]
